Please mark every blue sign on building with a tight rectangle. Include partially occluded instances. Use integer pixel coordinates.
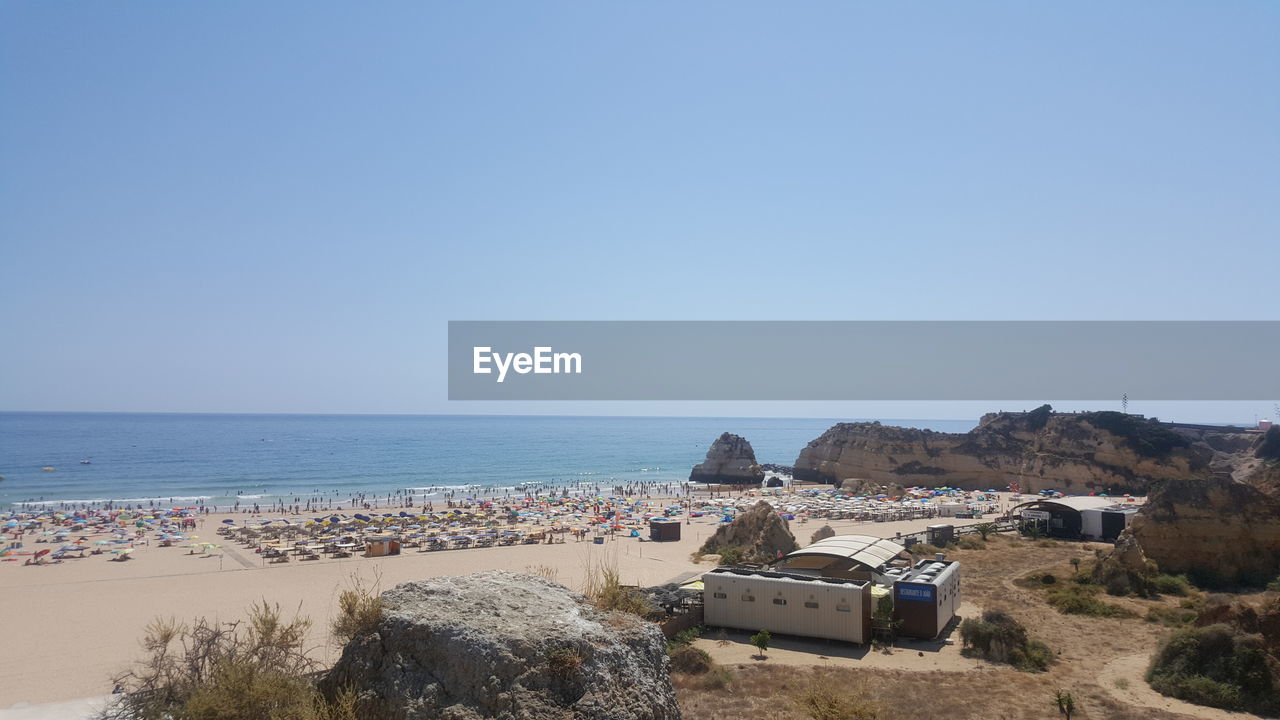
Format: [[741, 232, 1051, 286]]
[[896, 583, 935, 603]]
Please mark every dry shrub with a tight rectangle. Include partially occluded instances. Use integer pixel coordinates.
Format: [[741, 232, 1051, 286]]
[[698, 665, 734, 691], [526, 564, 559, 583], [959, 610, 1052, 672], [331, 574, 385, 645], [669, 645, 713, 674], [546, 647, 583, 680], [582, 550, 654, 617], [793, 684, 881, 720], [100, 602, 356, 720]]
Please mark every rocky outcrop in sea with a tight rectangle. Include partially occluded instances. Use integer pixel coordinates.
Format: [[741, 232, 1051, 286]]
[[689, 432, 764, 485]]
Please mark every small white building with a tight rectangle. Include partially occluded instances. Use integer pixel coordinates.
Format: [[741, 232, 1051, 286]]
[[702, 568, 872, 644], [1080, 505, 1140, 542]]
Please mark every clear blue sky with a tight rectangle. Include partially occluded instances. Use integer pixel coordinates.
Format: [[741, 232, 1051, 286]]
[[1, 2, 1277, 421]]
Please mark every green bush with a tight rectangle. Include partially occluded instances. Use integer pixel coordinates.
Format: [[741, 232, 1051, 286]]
[[751, 629, 771, 657], [717, 546, 746, 566], [1045, 583, 1136, 618], [1147, 624, 1279, 714], [1150, 574, 1191, 597], [1145, 605, 1198, 628], [959, 611, 1051, 672]]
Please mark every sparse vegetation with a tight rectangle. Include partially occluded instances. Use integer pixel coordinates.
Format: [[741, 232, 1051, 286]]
[[1149, 574, 1191, 597], [1045, 583, 1136, 618], [100, 602, 357, 720], [526, 564, 559, 583], [716, 546, 747, 566], [669, 645, 714, 674], [959, 611, 1052, 672], [1147, 623, 1280, 714], [907, 543, 943, 556], [1145, 605, 1199, 628], [698, 665, 734, 690], [330, 574, 385, 645], [582, 552, 654, 617], [546, 647, 583, 680], [1078, 411, 1190, 458], [956, 536, 984, 550], [1053, 689, 1076, 719], [793, 684, 881, 720]]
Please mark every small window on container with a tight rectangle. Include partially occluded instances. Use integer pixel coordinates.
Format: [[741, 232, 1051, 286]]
[[772, 598, 787, 605], [741, 594, 755, 602], [804, 601, 820, 609], [713, 592, 727, 599], [836, 604, 851, 613]]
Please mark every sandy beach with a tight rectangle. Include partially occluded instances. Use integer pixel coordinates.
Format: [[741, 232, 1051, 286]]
[[0, 486, 1026, 707]]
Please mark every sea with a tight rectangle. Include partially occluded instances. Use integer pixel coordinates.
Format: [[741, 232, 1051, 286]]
[[0, 413, 977, 511]]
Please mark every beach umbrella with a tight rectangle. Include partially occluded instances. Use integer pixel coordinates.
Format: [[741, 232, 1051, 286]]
[[222, 519, 235, 524]]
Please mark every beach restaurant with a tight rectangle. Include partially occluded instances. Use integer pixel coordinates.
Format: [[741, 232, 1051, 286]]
[[1011, 496, 1117, 540]]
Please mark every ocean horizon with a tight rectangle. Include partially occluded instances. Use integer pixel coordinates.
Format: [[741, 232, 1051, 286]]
[[0, 412, 981, 510]]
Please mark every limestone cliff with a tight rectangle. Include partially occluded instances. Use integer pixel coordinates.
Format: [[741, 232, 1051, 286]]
[[689, 432, 764, 485], [793, 409, 1220, 495], [1130, 473, 1280, 586]]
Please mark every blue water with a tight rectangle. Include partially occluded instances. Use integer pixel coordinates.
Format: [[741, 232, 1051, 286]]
[[0, 413, 976, 510]]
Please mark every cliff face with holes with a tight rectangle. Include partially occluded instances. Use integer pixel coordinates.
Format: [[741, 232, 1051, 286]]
[[792, 410, 1222, 495]]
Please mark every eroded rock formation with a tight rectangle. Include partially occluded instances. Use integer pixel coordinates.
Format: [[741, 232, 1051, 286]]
[[699, 500, 797, 563], [321, 571, 681, 720], [689, 432, 764, 485], [1128, 474, 1280, 586]]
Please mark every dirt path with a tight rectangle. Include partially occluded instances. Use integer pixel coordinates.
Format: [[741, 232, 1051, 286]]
[[1099, 654, 1252, 720]]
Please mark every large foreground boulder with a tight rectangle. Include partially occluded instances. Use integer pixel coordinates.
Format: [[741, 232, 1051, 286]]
[[689, 433, 764, 485], [699, 500, 797, 563], [321, 571, 681, 720]]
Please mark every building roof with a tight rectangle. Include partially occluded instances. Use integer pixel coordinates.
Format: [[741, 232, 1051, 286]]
[[777, 534, 907, 571], [1011, 496, 1116, 513]]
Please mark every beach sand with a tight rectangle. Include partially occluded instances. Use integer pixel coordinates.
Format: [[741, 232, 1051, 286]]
[[0, 492, 1004, 707]]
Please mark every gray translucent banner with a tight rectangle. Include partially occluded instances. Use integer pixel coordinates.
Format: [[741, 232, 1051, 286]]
[[448, 321, 1279, 401]]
